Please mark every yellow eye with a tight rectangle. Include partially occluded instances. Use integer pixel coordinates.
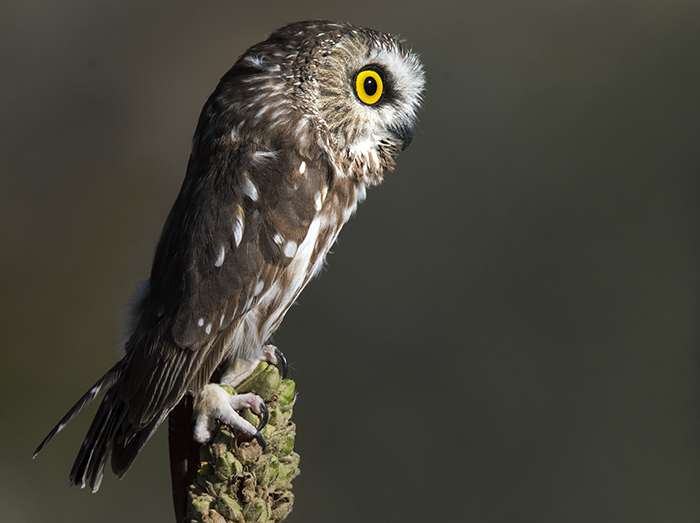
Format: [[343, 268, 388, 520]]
[[354, 68, 384, 105]]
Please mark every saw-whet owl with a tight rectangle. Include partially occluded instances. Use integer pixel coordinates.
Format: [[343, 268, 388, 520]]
[[35, 20, 425, 492]]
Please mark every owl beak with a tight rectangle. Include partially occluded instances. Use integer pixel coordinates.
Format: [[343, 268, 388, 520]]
[[390, 120, 416, 150]]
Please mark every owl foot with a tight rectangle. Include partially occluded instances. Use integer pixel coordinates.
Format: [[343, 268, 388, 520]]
[[193, 346, 287, 446], [193, 384, 268, 448]]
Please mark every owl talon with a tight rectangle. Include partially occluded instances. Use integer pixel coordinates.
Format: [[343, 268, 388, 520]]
[[273, 347, 288, 379], [210, 418, 222, 440], [261, 344, 288, 379], [257, 402, 269, 431], [253, 431, 267, 450]]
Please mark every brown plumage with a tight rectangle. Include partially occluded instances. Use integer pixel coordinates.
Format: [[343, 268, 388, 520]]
[[34, 20, 424, 492]]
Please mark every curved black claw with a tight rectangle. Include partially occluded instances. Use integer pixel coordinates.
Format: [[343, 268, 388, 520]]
[[256, 402, 269, 432], [253, 430, 267, 450], [274, 347, 289, 379], [210, 418, 222, 440]]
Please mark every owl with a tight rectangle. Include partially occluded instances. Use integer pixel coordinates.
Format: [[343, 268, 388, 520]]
[[34, 20, 424, 492]]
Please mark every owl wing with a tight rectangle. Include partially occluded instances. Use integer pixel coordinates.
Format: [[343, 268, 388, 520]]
[[68, 143, 328, 488], [122, 143, 325, 417]]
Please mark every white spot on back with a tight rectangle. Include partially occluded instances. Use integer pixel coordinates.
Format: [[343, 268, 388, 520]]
[[273, 232, 283, 245], [242, 175, 258, 201], [220, 313, 225, 327], [205, 323, 212, 334], [252, 150, 278, 163], [284, 241, 298, 258], [233, 207, 244, 247], [214, 246, 225, 267], [314, 191, 323, 211], [244, 294, 254, 311], [255, 106, 270, 120], [299, 161, 306, 174], [255, 279, 264, 296], [198, 318, 204, 327], [268, 106, 285, 121]]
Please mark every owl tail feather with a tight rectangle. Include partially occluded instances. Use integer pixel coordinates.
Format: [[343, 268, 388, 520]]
[[35, 356, 178, 492], [33, 361, 124, 460], [33, 360, 139, 492], [68, 387, 129, 492], [68, 377, 169, 492]]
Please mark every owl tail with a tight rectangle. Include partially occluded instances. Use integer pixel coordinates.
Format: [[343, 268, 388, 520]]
[[33, 359, 163, 493], [68, 386, 129, 491], [33, 361, 124, 461], [67, 391, 167, 492]]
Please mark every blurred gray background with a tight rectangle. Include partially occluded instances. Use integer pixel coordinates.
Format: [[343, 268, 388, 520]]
[[2, 1, 699, 521]]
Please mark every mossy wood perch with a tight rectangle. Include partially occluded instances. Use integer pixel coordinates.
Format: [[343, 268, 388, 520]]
[[169, 363, 300, 523]]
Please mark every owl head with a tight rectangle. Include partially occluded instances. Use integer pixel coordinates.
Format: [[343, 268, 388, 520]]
[[202, 21, 424, 185]]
